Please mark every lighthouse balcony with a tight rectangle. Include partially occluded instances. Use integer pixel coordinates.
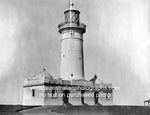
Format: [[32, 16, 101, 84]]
[[58, 22, 86, 33]]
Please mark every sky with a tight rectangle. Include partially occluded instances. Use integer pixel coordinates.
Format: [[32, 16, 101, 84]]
[[0, 0, 150, 105]]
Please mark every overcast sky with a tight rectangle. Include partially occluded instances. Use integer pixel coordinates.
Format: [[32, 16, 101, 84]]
[[0, 0, 150, 105]]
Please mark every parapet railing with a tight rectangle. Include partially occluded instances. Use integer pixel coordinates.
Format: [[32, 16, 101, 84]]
[[58, 22, 86, 29]]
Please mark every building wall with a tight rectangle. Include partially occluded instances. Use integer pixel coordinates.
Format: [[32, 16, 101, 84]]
[[69, 90, 82, 105], [44, 88, 63, 105], [98, 92, 113, 105], [23, 85, 113, 106], [60, 31, 84, 80], [23, 86, 44, 105], [84, 91, 95, 105]]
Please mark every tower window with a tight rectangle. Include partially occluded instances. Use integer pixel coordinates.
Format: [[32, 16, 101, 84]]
[[32, 89, 35, 97], [70, 31, 74, 36], [71, 74, 73, 77]]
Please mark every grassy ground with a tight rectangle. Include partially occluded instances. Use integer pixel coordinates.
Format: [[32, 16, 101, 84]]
[[0, 105, 150, 115], [0, 105, 39, 115]]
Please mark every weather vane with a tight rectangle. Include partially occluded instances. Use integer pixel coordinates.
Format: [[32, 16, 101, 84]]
[[69, 0, 74, 9]]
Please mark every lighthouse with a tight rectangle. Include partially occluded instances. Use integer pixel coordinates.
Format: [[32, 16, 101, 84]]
[[58, 0, 86, 80], [23, 0, 113, 106]]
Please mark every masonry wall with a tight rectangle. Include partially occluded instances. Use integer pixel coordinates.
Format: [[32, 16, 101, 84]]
[[23, 86, 44, 105], [23, 85, 113, 106], [69, 90, 82, 105], [44, 88, 63, 105]]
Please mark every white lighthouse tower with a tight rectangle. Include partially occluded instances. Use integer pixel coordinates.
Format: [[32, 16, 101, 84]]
[[58, 0, 86, 80]]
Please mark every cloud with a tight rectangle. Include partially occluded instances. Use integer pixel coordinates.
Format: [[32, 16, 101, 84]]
[[83, 0, 150, 105], [0, 3, 19, 80]]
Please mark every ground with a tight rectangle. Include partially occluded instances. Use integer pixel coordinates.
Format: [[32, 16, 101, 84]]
[[0, 105, 150, 115]]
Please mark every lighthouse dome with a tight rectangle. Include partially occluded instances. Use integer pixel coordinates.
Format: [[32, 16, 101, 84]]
[[34, 70, 53, 79], [32, 68, 54, 83], [24, 68, 53, 85]]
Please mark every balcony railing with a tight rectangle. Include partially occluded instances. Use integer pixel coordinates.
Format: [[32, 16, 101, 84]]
[[58, 22, 86, 29]]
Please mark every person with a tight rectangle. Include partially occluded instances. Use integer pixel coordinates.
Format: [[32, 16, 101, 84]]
[[89, 74, 97, 84]]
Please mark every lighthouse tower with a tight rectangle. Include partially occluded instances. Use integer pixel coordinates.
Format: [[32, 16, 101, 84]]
[[58, 0, 86, 80]]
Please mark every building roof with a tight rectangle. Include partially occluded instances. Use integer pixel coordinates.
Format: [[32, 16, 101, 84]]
[[23, 68, 53, 85], [33, 70, 53, 79]]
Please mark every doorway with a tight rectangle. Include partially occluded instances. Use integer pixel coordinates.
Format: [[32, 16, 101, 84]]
[[63, 90, 70, 104]]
